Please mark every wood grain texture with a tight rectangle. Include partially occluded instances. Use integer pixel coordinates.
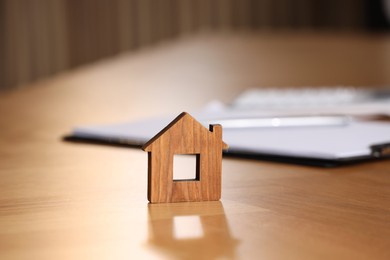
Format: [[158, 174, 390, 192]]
[[0, 33, 390, 259], [143, 112, 228, 203]]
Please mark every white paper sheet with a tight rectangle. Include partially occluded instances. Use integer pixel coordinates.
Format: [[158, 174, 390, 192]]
[[71, 106, 390, 161]]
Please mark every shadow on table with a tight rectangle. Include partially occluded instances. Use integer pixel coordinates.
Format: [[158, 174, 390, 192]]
[[147, 201, 239, 259]]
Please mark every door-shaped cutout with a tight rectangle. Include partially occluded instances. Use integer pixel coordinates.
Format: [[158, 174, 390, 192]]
[[173, 154, 200, 181]]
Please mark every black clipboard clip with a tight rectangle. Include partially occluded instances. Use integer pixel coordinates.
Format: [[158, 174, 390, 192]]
[[370, 142, 390, 158]]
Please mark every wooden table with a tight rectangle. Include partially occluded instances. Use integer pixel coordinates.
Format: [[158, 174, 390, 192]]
[[1, 32, 390, 260]]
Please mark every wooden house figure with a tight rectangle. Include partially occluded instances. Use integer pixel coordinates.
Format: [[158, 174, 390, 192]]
[[142, 112, 228, 203]]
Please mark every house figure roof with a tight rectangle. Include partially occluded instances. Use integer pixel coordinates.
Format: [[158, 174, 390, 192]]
[[142, 112, 228, 152]]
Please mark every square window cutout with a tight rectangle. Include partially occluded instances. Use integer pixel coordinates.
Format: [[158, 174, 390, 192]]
[[173, 154, 200, 181]]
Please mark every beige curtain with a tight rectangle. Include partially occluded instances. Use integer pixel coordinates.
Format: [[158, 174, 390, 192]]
[[0, 0, 366, 90]]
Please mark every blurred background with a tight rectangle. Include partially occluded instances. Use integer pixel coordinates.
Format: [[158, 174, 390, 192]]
[[1, 0, 390, 92]]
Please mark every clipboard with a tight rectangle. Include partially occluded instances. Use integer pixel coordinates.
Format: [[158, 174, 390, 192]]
[[64, 110, 390, 167]]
